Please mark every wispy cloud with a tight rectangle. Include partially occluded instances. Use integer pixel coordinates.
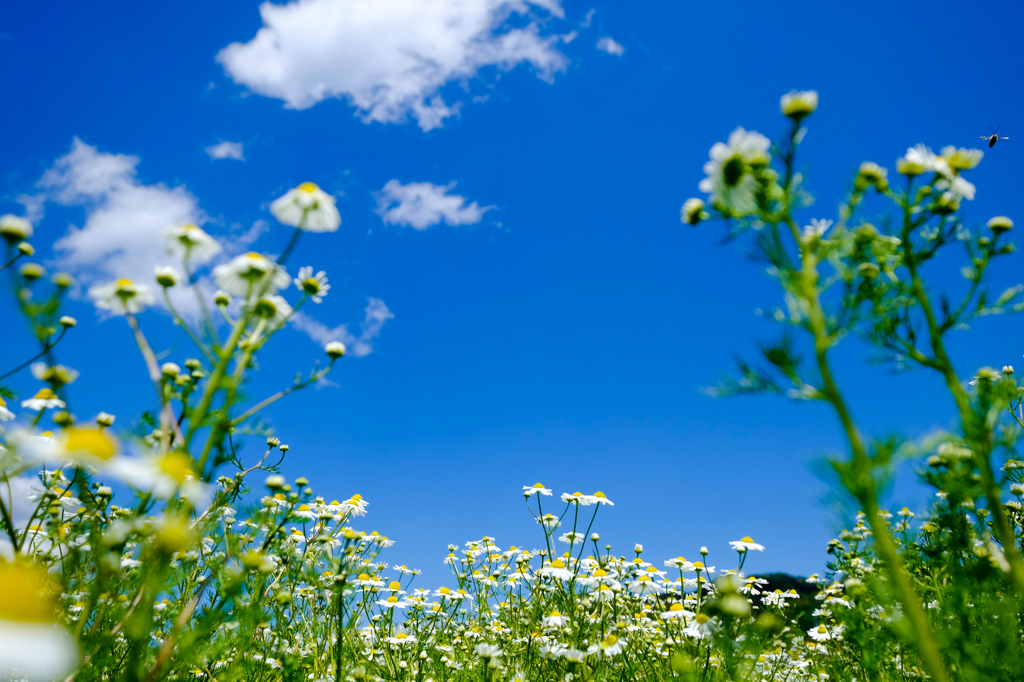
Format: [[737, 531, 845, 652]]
[[217, 0, 569, 131], [38, 138, 210, 313], [374, 180, 491, 230], [205, 140, 245, 160], [596, 36, 624, 56], [291, 298, 394, 357]]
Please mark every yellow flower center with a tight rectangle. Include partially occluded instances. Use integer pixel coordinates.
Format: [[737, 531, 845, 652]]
[[115, 278, 134, 287], [438, 587, 450, 595], [64, 427, 118, 461], [0, 561, 57, 623], [593, 491, 606, 498], [696, 613, 709, 624], [550, 560, 566, 569], [395, 632, 407, 639], [593, 569, 607, 577], [693, 561, 704, 569], [388, 581, 401, 590], [387, 596, 398, 603], [532, 482, 545, 488], [817, 625, 828, 634], [549, 611, 561, 617], [159, 451, 193, 483], [299, 182, 319, 193], [34, 388, 56, 400], [669, 603, 684, 611], [602, 634, 618, 647], [357, 573, 371, 581]]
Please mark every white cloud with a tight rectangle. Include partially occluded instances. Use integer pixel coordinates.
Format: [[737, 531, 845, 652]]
[[38, 139, 209, 313], [205, 141, 245, 160], [580, 8, 595, 27], [291, 298, 394, 357], [216, 0, 569, 131], [596, 36, 624, 56], [374, 179, 491, 230]]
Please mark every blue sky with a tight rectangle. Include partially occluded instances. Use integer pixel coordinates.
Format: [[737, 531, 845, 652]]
[[3, 0, 1023, 586]]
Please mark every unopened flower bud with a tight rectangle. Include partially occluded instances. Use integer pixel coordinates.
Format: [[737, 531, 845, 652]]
[[279, 444, 290, 452], [59, 316, 77, 328], [680, 198, 707, 226], [700, 546, 709, 556], [154, 265, 180, 288], [52, 272, 74, 288], [96, 412, 116, 427], [214, 290, 231, 306], [296, 477, 308, 486], [53, 410, 75, 427], [634, 544, 643, 554], [1003, 366, 1014, 376], [325, 341, 346, 359], [161, 362, 181, 378], [184, 358, 202, 370], [780, 90, 818, 120], [590, 533, 600, 541], [0, 214, 32, 243], [17, 242, 35, 256], [19, 263, 45, 281], [265, 475, 285, 489], [987, 216, 1014, 234], [267, 437, 281, 448], [856, 162, 888, 191]]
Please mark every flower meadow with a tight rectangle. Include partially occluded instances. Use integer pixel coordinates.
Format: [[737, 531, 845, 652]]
[[2, 93, 1024, 682]]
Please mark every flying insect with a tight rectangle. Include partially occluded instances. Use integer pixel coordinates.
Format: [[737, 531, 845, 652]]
[[982, 126, 1009, 148]]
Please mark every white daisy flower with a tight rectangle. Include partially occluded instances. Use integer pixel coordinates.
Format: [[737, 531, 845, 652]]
[[163, 223, 222, 263], [779, 90, 818, 119], [523, 482, 553, 497], [385, 632, 416, 645], [729, 536, 766, 552], [0, 562, 79, 680], [807, 624, 843, 642], [940, 146, 983, 171], [0, 214, 33, 243], [293, 266, 330, 303], [628, 575, 663, 595], [542, 611, 570, 628], [270, 182, 341, 232], [0, 397, 16, 421], [21, 389, 66, 411], [212, 252, 290, 298], [89, 278, 155, 315], [30, 363, 79, 388], [660, 603, 694, 620], [154, 265, 181, 288], [586, 491, 614, 505], [474, 643, 502, 659], [375, 595, 409, 609], [588, 633, 626, 657], [699, 127, 771, 216], [539, 560, 574, 581], [253, 295, 293, 328]]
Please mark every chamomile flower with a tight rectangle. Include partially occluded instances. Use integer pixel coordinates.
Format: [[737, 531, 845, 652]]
[[699, 127, 771, 216], [681, 198, 707, 226], [154, 265, 181, 288], [779, 90, 818, 120], [0, 214, 32, 243], [542, 611, 569, 627], [561, 491, 590, 505], [293, 266, 330, 303], [940, 146, 983, 171], [163, 223, 222, 263], [523, 483, 552, 497], [212, 253, 290, 298], [588, 491, 614, 505], [0, 397, 15, 421], [253, 295, 293, 328], [729, 536, 765, 552], [474, 643, 502, 659], [808, 624, 843, 642], [270, 183, 341, 232], [661, 603, 694, 620], [89, 278, 155, 314], [628, 575, 663, 595], [376, 595, 409, 609], [31, 363, 79, 388], [590, 633, 626, 657], [385, 632, 416, 645], [22, 389, 66, 411], [539, 560, 574, 581], [0, 561, 79, 679]]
